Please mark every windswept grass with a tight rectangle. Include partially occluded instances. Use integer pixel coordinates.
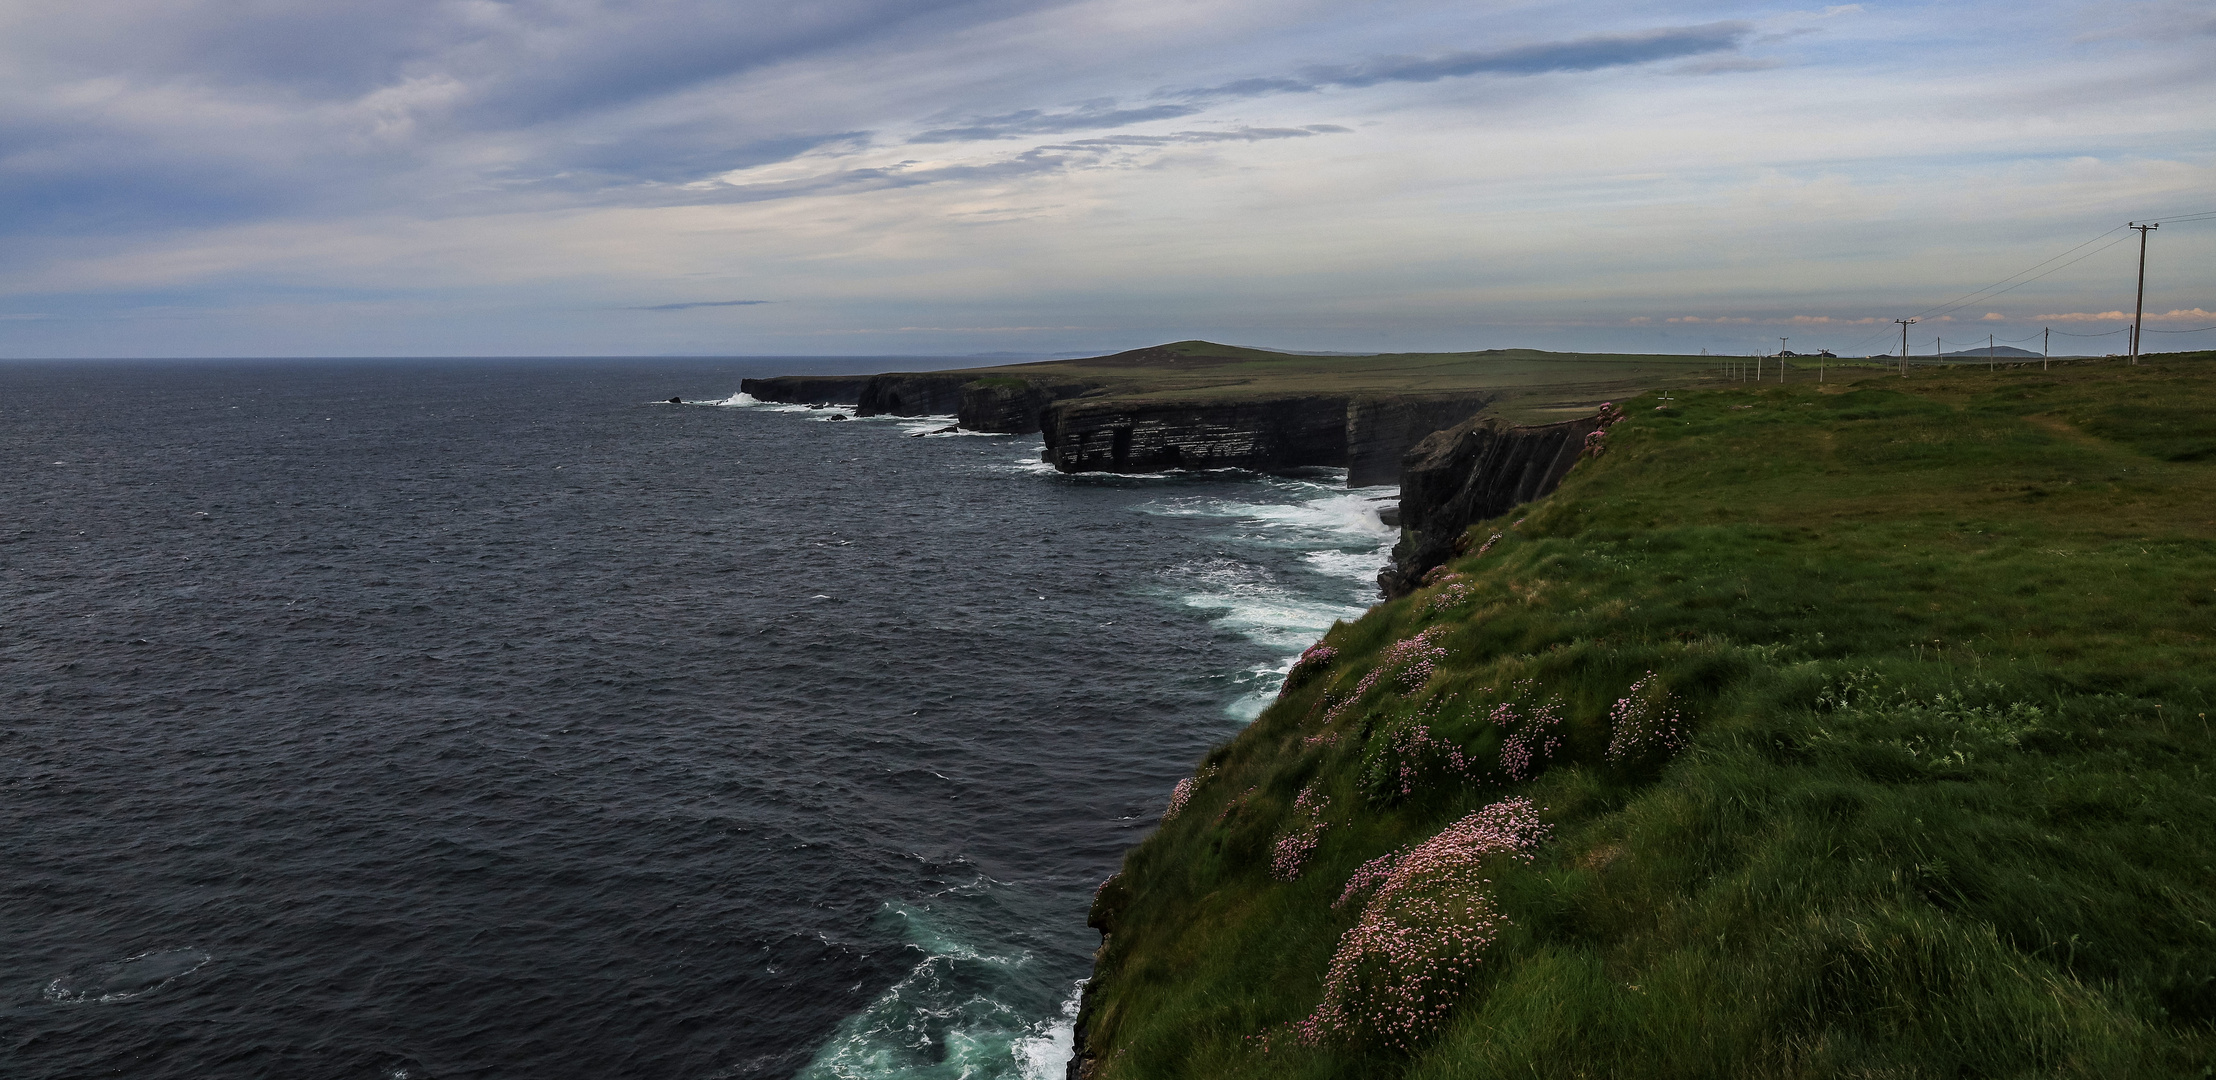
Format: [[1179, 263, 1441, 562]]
[[1079, 353, 2216, 1079]]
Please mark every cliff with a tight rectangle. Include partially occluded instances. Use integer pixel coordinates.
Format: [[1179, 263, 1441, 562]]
[[1344, 394, 1494, 487], [742, 341, 1719, 482], [738, 374, 873, 405], [1061, 358, 2216, 1080], [1039, 395, 1350, 473], [1376, 411, 1610, 596], [854, 373, 976, 419], [958, 378, 1100, 434]]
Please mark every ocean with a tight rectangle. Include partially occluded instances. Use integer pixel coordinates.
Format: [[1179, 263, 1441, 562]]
[[0, 358, 1395, 1079]]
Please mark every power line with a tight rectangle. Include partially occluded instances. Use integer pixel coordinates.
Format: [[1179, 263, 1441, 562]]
[[1838, 207, 2212, 355], [2146, 324, 2216, 334]]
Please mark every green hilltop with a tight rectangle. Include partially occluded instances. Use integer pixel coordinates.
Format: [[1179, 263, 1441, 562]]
[[1074, 351, 2216, 1078], [941, 340, 1741, 421]]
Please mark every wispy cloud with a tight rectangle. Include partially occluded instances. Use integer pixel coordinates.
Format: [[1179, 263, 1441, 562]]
[[1182, 22, 1752, 98], [916, 24, 1753, 143], [626, 299, 773, 310], [2033, 307, 2216, 322], [911, 103, 1206, 143]]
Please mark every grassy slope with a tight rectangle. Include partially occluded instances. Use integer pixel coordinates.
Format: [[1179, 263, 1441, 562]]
[[942, 341, 1737, 422], [1082, 353, 2216, 1079]]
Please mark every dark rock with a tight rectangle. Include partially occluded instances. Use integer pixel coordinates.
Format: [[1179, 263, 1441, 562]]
[[1345, 394, 1493, 487], [957, 379, 1099, 434], [1040, 396, 1350, 473], [1377, 412, 1607, 596], [855, 373, 973, 417], [1378, 504, 1402, 528], [667, 396, 683, 404], [738, 375, 873, 405]]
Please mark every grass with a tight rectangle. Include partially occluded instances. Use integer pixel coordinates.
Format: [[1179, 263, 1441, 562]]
[[933, 341, 1760, 422], [1078, 352, 2216, 1079]]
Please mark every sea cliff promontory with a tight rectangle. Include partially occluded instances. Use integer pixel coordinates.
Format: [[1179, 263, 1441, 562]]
[[1068, 353, 2216, 1079], [743, 340, 1718, 485]]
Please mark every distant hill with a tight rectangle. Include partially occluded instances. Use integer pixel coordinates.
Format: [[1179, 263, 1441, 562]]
[[1937, 344, 2042, 359]]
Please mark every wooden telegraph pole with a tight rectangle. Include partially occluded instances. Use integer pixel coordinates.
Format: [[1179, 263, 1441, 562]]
[[2129, 222, 2158, 364], [1896, 318, 1916, 376]]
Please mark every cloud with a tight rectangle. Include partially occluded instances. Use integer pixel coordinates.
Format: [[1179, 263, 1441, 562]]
[[1980, 311, 2005, 320], [2033, 307, 2216, 322], [1183, 22, 1753, 98], [626, 299, 773, 310], [912, 103, 1208, 143], [915, 23, 1754, 143], [1673, 56, 1783, 75]]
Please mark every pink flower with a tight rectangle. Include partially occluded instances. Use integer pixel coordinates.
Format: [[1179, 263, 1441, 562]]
[[1289, 799, 1550, 1047], [1605, 672, 1687, 762]]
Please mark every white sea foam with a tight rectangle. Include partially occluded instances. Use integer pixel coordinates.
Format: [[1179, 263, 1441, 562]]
[[1142, 482, 1398, 718], [1012, 982, 1083, 1080], [795, 901, 1067, 1080]]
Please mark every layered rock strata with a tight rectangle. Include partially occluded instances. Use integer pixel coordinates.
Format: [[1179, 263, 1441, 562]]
[[737, 374, 873, 405], [1344, 394, 1494, 486], [1377, 413, 1605, 596], [1039, 396, 1350, 474]]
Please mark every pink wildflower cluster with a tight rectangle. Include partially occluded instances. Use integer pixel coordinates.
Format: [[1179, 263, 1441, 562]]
[[1335, 852, 1398, 909], [1496, 700, 1564, 782], [1379, 722, 1474, 799], [1583, 403, 1628, 458], [1427, 578, 1474, 613], [1605, 672, 1687, 762], [1161, 764, 1219, 823], [1162, 777, 1198, 823], [1270, 782, 1332, 880], [1280, 643, 1341, 697], [1293, 798, 1551, 1049], [1302, 730, 1341, 749], [1094, 872, 1120, 904], [1474, 532, 1503, 558], [1323, 627, 1450, 723]]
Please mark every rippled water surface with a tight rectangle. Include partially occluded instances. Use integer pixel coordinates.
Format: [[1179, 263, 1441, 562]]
[[0, 359, 1392, 1079]]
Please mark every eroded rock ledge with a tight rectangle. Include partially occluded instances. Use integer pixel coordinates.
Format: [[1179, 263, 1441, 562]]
[[743, 369, 1494, 485], [1376, 413, 1605, 596]]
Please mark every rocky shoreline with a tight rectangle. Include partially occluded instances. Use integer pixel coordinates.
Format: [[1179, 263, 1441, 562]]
[[740, 368, 1494, 487]]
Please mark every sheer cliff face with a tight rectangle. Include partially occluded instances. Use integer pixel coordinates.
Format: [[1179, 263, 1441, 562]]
[[1377, 414, 1603, 596], [737, 375, 873, 405], [1040, 396, 1351, 473], [1345, 396, 1493, 487], [855, 374, 973, 418]]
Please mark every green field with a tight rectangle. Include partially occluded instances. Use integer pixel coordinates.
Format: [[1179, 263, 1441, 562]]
[[1077, 351, 2216, 1078], [944, 341, 1778, 421]]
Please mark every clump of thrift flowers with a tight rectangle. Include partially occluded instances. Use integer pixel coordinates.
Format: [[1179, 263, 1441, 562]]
[[1323, 626, 1450, 723], [1160, 764, 1219, 823], [1270, 782, 1332, 880], [1497, 700, 1564, 782], [1427, 577, 1474, 613], [1281, 643, 1340, 695], [1290, 798, 1550, 1049], [1605, 672, 1686, 763]]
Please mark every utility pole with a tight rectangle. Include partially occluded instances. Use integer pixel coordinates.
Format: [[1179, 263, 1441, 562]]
[[2043, 327, 2050, 370], [1778, 337, 1789, 357], [2129, 222, 2158, 365], [1896, 318, 1916, 376], [1988, 333, 1995, 372]]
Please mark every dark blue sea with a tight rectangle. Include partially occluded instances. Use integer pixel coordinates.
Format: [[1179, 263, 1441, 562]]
[[0, 358, 1395, 1079]]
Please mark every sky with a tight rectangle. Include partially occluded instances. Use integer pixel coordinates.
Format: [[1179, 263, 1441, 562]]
[[3, 0, 2212, 358]]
